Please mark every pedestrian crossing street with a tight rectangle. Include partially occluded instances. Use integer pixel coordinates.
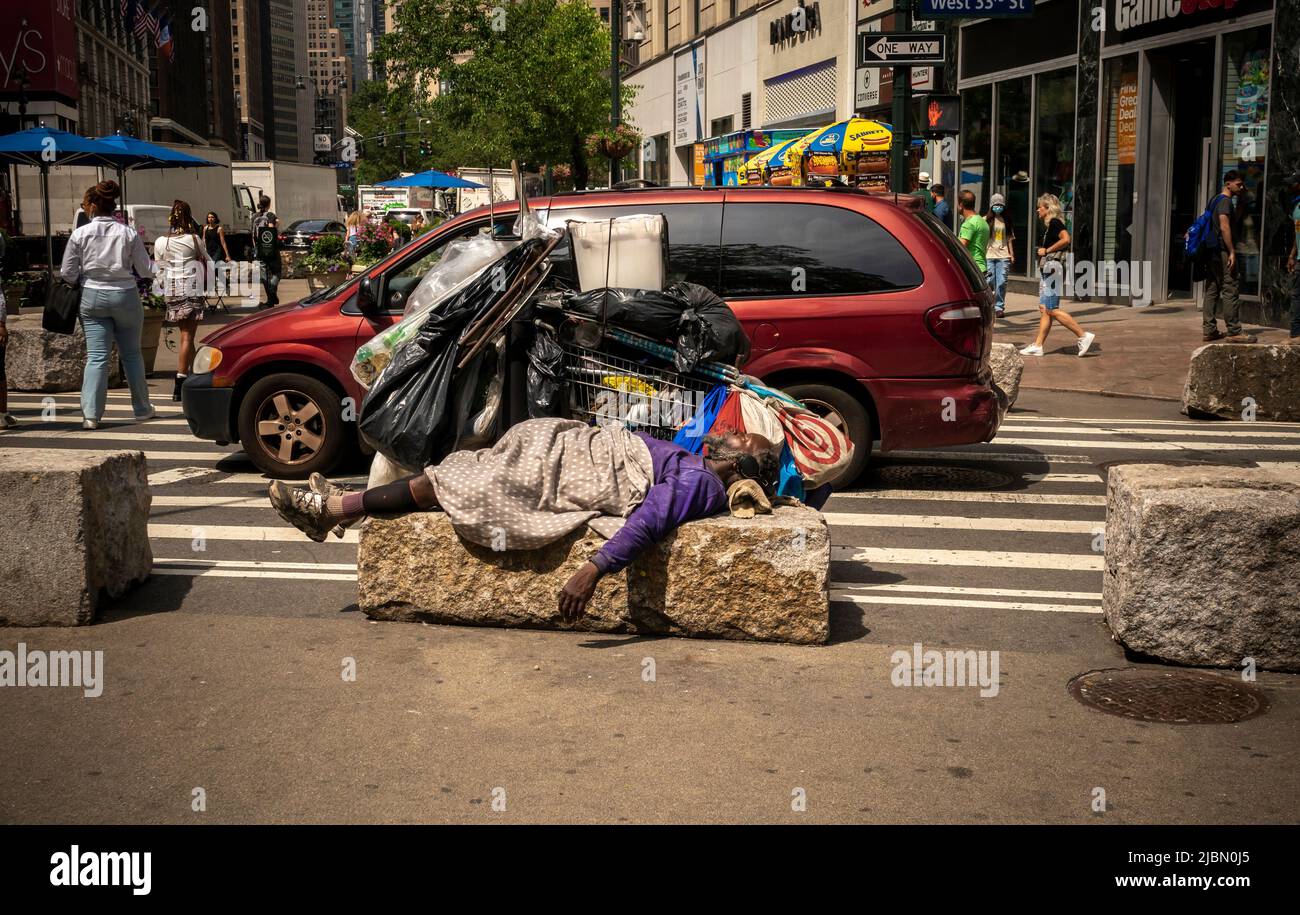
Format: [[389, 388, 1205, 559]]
[[3, 389, 1298, 620]]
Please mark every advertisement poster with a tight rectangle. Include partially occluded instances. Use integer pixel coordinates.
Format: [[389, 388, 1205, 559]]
[[1116, 70, 1139, 166], [0, 0, 79, 103], [674, 44, 705, 148]]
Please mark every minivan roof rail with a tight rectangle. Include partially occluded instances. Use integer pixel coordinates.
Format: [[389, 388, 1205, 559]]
[[550, 184, 872, 197]]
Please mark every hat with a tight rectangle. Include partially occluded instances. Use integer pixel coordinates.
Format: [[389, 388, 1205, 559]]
[[1286, 171, 1300, 186], [990, 193, 1005, 206], [918, 171, 931, 184], [1012, 170, 1030, 183]]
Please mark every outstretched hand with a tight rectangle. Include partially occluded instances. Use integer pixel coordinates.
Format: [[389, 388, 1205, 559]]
[[559, 562, 602, 623]]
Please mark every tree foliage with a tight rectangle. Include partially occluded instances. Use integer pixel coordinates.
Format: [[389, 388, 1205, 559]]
[[373, 0, 634, 188]]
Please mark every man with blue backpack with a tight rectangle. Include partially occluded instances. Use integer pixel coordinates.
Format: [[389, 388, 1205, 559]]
[[1189, 171, 1256, 343]]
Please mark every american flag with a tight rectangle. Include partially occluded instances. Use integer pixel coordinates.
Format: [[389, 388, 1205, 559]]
[[134, 3, 161, 40]]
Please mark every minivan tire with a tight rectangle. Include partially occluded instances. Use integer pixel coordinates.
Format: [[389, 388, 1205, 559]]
[[783, 383, 871, 489], [237, 373, 345, 479]]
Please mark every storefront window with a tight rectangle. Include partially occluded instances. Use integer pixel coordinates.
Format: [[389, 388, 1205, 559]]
[[1219, 26, 1271, 297], [1035, 68, 1076, 234], [960, 84, 992, 221], [997, 77, 1032, 273], [1099, 55, 1138, 266], [643, 132, 670, 185]]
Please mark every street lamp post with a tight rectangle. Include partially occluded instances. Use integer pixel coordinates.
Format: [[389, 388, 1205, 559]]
[[610, 0, 622, 186]]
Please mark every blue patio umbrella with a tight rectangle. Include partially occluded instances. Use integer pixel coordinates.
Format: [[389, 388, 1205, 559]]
[[0, 126, 150, 274], [94, 132, 220, 211], [375, 169, 485, 189]]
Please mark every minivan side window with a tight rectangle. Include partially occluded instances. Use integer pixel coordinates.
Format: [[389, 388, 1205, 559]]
[[546, 203, 722, 288], [720, 203, 923, 297]]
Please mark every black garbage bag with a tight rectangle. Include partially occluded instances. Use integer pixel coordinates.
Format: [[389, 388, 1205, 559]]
[[526, 326, 566, 418], [561, 282, 749, 373], [358, 241, 541, 468]]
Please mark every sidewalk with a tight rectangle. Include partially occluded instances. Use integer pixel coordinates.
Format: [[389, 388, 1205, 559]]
[[995, 293, 1290, 401]]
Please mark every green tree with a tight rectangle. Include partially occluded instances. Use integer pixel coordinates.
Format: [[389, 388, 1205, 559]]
[[375, 0, 634, 189]]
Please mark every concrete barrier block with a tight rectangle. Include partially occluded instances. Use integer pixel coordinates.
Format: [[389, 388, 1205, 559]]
[[0, 449, 152, 626], [1103, 463, 1300, 671], [359, 505, 830, 644]]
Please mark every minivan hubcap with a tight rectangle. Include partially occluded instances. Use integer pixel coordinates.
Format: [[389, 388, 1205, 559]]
[[254, 391, 325, 465]]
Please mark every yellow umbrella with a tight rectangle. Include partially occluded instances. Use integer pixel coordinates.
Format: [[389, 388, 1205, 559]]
[[798, 118, 895, 185], [743, 135, 807, 185]]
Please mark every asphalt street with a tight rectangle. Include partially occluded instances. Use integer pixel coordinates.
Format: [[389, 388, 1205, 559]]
[[1, 380, 1298, 823]]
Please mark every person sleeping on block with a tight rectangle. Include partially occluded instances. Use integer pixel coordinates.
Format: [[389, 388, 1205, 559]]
[[268, 417, 780, 621]]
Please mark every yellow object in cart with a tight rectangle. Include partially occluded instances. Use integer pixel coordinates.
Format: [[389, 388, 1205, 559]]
[[601, 375, 658, 398]]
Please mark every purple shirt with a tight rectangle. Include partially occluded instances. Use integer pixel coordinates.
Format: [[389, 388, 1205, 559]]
[[591, 433, 728, 574]]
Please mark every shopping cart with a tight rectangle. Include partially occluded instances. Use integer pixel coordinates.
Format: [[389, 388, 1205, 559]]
[[560, 341, 714, 441]]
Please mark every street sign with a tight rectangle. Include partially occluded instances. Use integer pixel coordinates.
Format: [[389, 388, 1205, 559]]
[[858, 32, 946, 67], [918, 0, 1034, 18], [313, 133, 332, 153]]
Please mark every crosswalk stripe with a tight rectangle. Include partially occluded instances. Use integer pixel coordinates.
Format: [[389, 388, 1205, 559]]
[[14, 447, 239, 461], [836, 582, 1100, 600], [830, 591, 1102, 614], [824, 512, 1098, 533], [837, 490, 1106, 506], [1003, 415, 1300, 429], [148, 523, 358, 543], [156, 558, 357, 571], [992, 436, 1300, 452], [832, 545, 1102, 571], [32, 430, 206, 442], [998, 424, 1300, 440], [148, 466, 219, 486], [153, 567, 358, 581], [5, 397, 184, 413], [886, 449, 1096, 464]]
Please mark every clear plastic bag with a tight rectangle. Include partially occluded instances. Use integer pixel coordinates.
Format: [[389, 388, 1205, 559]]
[[350, 213, 557, 387]]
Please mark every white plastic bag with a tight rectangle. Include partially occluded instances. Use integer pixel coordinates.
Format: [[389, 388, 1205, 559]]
[[350, 212, 558, 387]]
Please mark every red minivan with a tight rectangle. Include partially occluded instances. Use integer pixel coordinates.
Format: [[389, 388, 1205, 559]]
[[182, 185, 1000, 483]]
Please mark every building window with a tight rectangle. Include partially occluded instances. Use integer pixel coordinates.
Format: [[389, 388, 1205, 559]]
[[996, 77, 1032, 272], [1035, 67, 1076, 239], [1220, 26, 1271, 297], [643, 131, 670, 186], [709, 116, 733, 139], [1099, 55, 1138, 266]]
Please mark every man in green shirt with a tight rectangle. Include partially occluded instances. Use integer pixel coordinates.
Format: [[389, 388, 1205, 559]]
[[911, 171, 935, 214], [957, 190, 990, 272]]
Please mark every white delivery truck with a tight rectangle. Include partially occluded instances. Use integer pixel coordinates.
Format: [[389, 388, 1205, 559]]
[[231, 161, 344, 233], [15, 142, 262, 258]]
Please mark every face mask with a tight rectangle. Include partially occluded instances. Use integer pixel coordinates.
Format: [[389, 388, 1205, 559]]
[[992, 206, 1004, 214]]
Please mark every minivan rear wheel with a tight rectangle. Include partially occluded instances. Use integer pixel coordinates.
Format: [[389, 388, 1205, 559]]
[[783, 383, 871, 489], [237, 373, 345, 479]]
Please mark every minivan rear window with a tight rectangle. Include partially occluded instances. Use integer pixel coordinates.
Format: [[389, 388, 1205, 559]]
[[916, 210, 989, 293], [719, 203, 923, 297]]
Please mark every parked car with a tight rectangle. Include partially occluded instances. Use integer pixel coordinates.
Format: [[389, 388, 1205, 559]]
[[181, 186, 999, 482], [279, 218, 346, 250]]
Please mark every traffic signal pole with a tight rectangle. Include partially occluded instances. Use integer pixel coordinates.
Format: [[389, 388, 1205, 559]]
[[890, 0, 912, 194], [610, 0, 623, 186]]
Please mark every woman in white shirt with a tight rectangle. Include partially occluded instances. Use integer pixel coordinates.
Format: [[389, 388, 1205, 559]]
[[153, 200, 209, 401], [59, 180, 155, 430]]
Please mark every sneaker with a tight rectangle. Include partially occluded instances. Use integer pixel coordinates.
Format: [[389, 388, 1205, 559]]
[[82, 419, 99, 430], [1202, 330, 1223, 342], [1077, 331, 1096, 356], [134, 406, 157, 422], [994, 307, 1005, 318], [0, 413, 18, 430], [308, 472, 354, 540], [268, 480, 335, 543], [1225, 333, 1258, 343], [1019, 344, 1044, 356]]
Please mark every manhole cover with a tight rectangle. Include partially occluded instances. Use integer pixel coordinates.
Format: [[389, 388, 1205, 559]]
[[873, 464, 1014, 490], [1067, 668, 1269, 724]]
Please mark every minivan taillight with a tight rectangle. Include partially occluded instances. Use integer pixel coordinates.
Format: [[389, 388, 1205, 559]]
[[924, 301, 987, 360]]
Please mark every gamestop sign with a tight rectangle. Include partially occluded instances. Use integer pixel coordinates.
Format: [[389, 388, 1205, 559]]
[[1107, 0, 1264, 42]]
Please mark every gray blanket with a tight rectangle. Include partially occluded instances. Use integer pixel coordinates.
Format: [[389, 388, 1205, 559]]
[[425, 419, 653, 551]]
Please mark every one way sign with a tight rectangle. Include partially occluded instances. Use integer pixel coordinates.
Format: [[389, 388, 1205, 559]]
[[858, 32, 947, 66]]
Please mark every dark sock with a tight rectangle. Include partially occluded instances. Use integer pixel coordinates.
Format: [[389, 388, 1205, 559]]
[[361, 478, 423, 515]]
